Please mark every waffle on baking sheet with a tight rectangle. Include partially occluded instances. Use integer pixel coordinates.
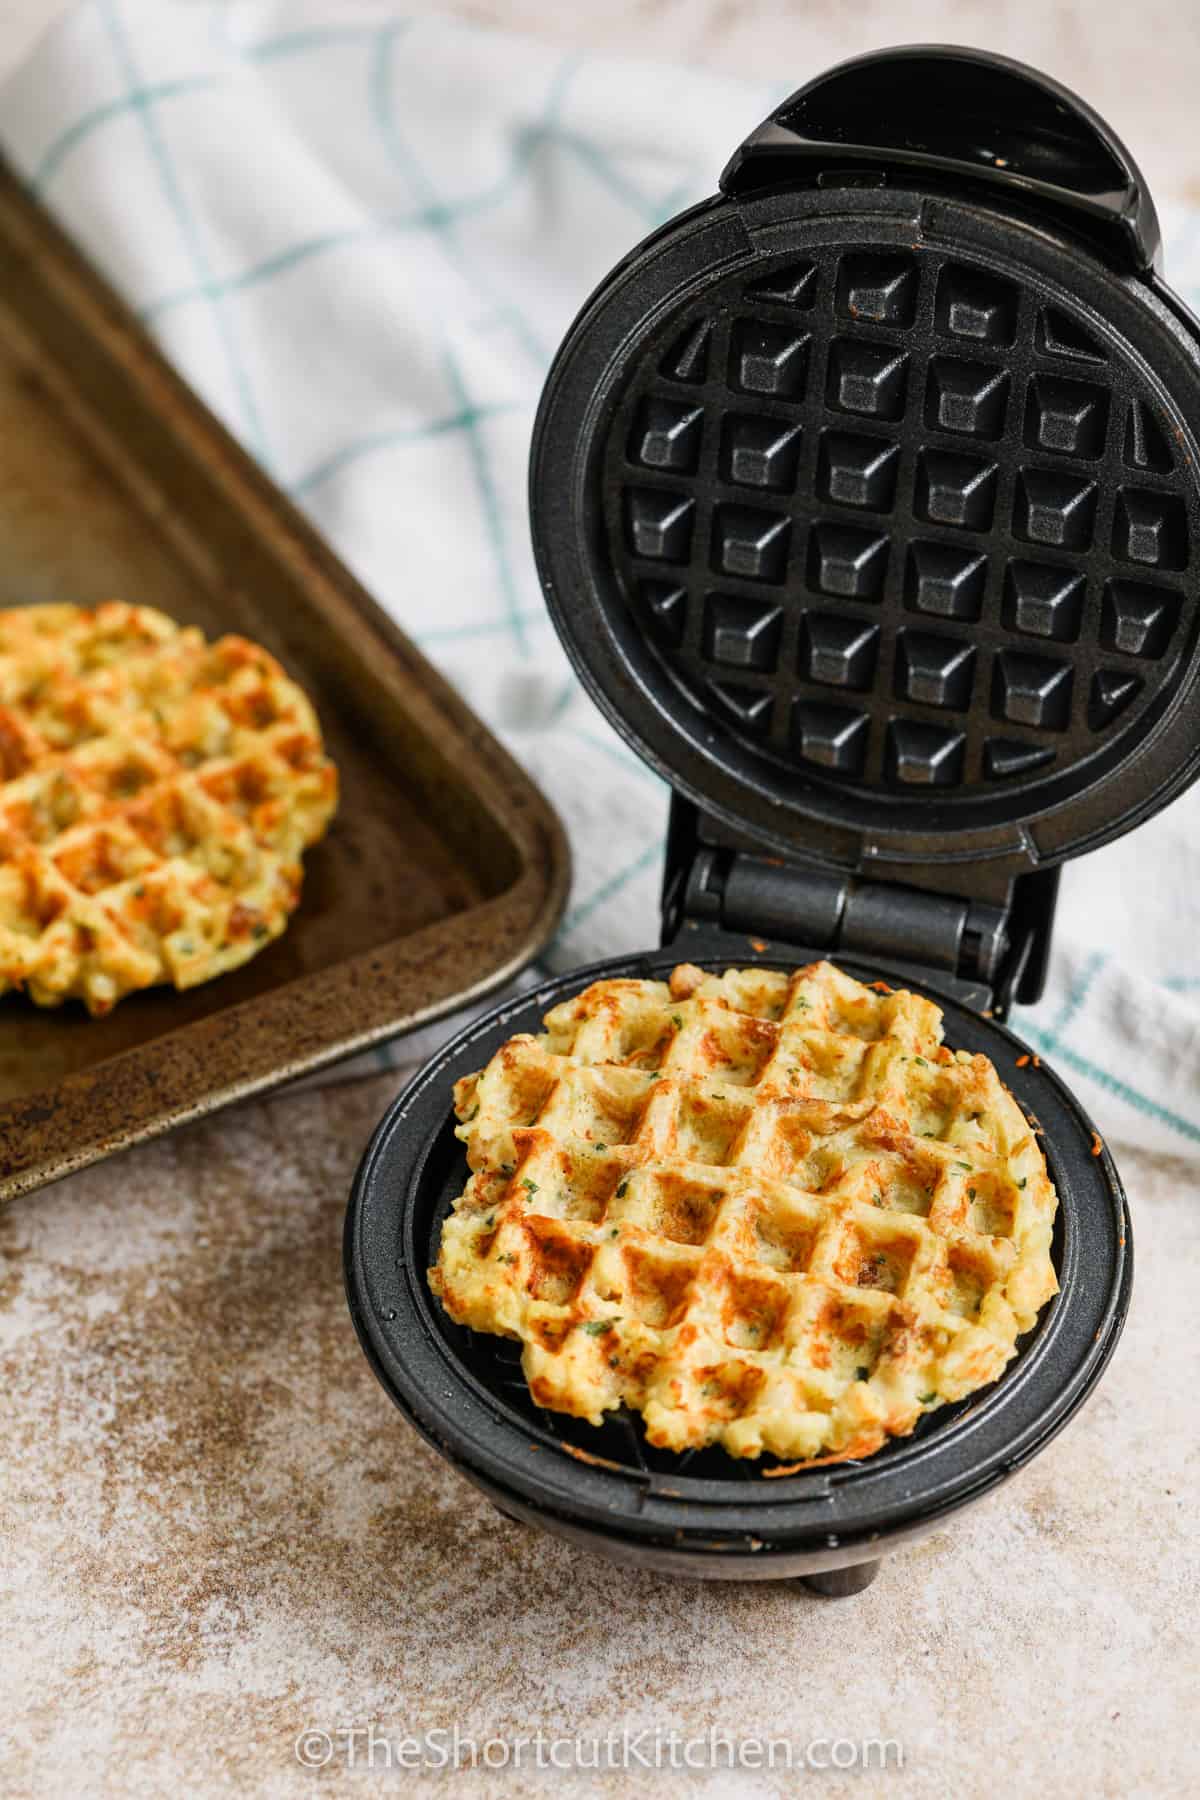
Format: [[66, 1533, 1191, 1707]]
[[0, 602, 338, 1016], [430, 960, 1059, 1465]]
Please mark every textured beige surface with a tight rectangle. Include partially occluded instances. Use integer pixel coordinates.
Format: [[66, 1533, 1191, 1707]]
[[3, 3, 1200, 1795], [3, 1075, 1198, 1797]]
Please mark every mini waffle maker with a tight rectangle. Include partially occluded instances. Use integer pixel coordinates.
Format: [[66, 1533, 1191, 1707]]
[[347, 46, 1200, 1594]]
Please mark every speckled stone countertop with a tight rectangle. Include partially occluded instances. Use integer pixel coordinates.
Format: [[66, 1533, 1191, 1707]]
[[3, 1072, 1198, 1796], [3, 3, 1200, 1795]]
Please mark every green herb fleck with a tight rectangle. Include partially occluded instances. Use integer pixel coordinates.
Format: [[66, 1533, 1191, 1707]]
[[481, 1213, 495, 1230], [967, 1186, 977, 1201], [1017, 1178, 1027, 1190], [610, 1227, 619, 1238], [499, 1164, 514, 1179], [594, 1142, 606, 1152], [955, 1160, 972, 1173], [615, 1180, 629, 1200], [252, 923, 270, 941], [918, 1391, 938, 1405], [581, 1318, 618, 1337], [856, 1365, 870, 1382], [496, 1252, 515, 1266], [795, 997, 810, 1011], [914, 1056, 928, 1067], [522, 1178, 539, 1196], [671, 1014, 683, 1029]]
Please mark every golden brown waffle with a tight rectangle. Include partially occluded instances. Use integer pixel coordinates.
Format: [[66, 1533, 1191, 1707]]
[[0, 602, 337, 1015], [431, 960, 1058, 1464]]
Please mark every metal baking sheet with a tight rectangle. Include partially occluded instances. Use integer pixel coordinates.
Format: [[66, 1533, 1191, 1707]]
[[0, 159, 569, 1202]]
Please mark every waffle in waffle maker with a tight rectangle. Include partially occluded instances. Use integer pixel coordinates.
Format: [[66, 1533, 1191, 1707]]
[[345, 46, 1200, 1594]]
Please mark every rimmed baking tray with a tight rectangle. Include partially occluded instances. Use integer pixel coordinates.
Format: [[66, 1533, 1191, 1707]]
[[0, 158, 569, 1203]]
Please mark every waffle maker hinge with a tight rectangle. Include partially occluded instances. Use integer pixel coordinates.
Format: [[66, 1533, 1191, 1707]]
[[661, 795, 1060, 1019]]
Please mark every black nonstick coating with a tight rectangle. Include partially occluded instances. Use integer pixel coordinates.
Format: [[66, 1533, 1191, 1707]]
[[345, 943, 1130, 1568], [530, 180, 1200, 889]]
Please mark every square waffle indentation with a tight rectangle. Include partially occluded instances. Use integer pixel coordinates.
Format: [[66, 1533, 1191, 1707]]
[[614, 1170, 727, 1246], [625, 488, 694, 562], [1013, 469, 1097, 551], [993, 652, 1074, 731], [720, 1267, 793, 1350], [704, 594, 783, 671], [791, 701, 869, 775], [622, 1243, 699, 1328], [895, 630, 976, 710], [925, 356, 1010, 439], [836, 253, 917, 326], [905, 542, 987, 620], [799, 614, 881, 691], [1112, 488, 1188, 570], [1002, 562, 1086, 643], [836, 1224, 918, 1297], [1024, 374, 1109, 459], [935, 265, 1017, 346], [807, 523, 890, 601], [818, 431, 900, 512], [629, 396, 704, 473], [729, 318, 809, 397], [712, 504, 791, 582], [721, 414, 803, 491], [1100, 580, 1181, 658], [886, 720, 966, 786], [915, 449, 997, 531], [825, 338, 908, 420], [752, 1194, 822, 1275]]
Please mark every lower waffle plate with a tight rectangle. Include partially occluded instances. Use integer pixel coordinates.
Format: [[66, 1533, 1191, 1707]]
[[346, 943, 1130, 1572]]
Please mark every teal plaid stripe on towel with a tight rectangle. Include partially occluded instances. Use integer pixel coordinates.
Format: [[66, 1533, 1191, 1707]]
[[6, 0, 1200, 1151]]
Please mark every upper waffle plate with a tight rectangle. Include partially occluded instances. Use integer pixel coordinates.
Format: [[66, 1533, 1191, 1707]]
[[532, 182, 1200, 874]]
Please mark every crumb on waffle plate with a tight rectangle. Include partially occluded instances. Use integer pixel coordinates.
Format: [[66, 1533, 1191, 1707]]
[[430, 960, 1059, 1466], [0, 602, 338, 1016]]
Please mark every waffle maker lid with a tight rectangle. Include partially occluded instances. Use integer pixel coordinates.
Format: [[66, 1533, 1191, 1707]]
[[529, 46, 1200, 908]]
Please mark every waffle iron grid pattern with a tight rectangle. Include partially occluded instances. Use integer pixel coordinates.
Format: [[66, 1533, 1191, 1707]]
[[433, 964, 1057, 1464], [0, 604, 337, 1015], [604, 242, 1196, 794]]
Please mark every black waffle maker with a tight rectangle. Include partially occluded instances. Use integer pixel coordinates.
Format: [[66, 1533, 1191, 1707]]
[[345, 46, 1200, 1596]]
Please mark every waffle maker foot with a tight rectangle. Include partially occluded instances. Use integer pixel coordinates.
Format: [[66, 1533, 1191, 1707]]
[[800, 1563, 881, 1599]]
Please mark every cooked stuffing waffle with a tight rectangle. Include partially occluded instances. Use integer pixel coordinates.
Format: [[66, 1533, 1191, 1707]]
[[0, 602, 337, 1016], [431, 960, 1059, 1464]]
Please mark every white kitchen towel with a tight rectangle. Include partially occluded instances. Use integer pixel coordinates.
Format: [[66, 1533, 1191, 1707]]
[[4, 0, 1200, 1152]]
